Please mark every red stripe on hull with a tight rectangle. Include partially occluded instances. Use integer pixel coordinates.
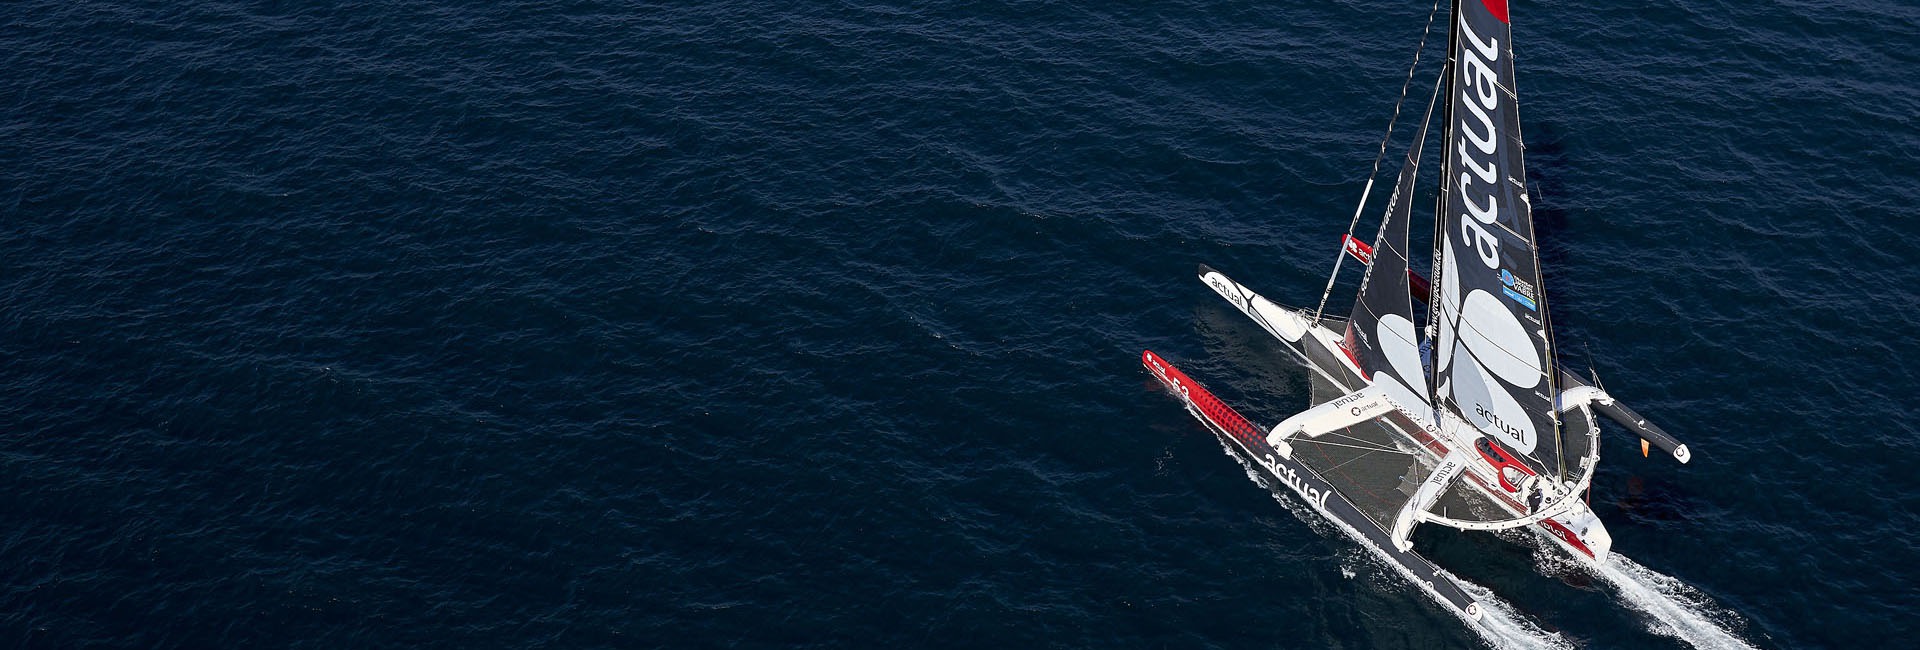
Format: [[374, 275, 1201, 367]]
[[1142, 351, 1266, 450], [1540, 518, 1595, 558]]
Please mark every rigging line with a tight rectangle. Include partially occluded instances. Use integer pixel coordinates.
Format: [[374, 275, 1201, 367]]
[[1306, 432, 1406, 455], [1296, 438, 1409, 456], [1313, 427, 1385, 447], [1311, 0, 1445, 323], [1320, 447, 1387, 474], [1297, 419, 1400, 451]]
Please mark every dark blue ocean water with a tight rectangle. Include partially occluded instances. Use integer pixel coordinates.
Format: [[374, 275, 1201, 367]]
[[4, 1, 1917, 647]]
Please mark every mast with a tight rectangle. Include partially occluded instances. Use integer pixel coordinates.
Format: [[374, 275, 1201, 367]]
[[1428, 0, 1460, 343]]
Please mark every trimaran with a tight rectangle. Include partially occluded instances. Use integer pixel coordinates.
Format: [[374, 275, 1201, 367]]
[[1143, 0, 1691, 621]]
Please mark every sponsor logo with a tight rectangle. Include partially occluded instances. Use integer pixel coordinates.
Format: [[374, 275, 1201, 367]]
[[1343, 235, 1375, 265], [1501, 287, 1537, 311], [1333, 390, 1392, 418], [1499, 269, 1538, 311], [1475, 402, 1532, 450], [1263, 453, 1334, 512], [1538, 517, 1593, 556], [1145, 355, 1192, 402], [1452, 13, 1507, 270], [1206, 276, 1245, 310]]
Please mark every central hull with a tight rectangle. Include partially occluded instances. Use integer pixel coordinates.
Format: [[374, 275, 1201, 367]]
[[1198, 265, 1612, 566]]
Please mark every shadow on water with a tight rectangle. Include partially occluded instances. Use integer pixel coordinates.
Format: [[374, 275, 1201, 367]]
[[1612, 475, 1693, 525]]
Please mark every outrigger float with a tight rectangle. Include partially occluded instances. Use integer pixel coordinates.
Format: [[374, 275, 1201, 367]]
[[1143, 0, 1690, 622]]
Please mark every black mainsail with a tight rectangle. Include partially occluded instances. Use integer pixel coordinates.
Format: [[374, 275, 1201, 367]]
[[1429, 0, 1563, 479]]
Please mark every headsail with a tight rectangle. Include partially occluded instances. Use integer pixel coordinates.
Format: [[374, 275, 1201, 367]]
[[1344, 72, 1443, 417], [1430, 0, 1563, 479]]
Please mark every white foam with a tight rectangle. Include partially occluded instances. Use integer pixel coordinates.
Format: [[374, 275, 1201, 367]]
[[1220, 437, 1759, 649], [1455, 578, 1578, 650], [1595, 554, 1758, 650]]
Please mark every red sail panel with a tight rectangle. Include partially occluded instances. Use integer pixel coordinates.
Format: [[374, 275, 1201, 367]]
[[1479, 0, 1509, 24]]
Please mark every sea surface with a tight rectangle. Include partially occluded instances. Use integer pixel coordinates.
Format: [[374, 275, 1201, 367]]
[[4, 1, 1917, 648]]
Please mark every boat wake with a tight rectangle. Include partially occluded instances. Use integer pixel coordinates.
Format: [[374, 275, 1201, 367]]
[[1595, 554, 1758, 650], [1217, 440, 1757, 650], [1455, 578, 1577, 650]]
